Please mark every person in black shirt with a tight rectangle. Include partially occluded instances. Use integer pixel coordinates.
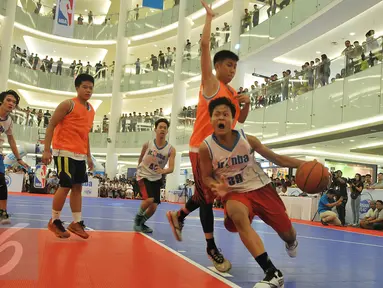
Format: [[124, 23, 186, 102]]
[[332, 170, 347, 226], [350, 173, 363, 226]]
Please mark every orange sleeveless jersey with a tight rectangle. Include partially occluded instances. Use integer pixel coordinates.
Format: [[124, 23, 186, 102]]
[[189, 82, 240, 148], [52, 97, 95, 155]]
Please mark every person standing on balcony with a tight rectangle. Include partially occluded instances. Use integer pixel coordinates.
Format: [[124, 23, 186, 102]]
[[252, 4, 259, 27], [56, 58, 63, 75], [0, 90, 29, 225], [43, 74, 95, 239], [88, 11, 93, 25], [166, 0, 250, 274]]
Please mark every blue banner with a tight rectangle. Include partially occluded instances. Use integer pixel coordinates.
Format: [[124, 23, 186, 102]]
[[143, 0, 163, 10]]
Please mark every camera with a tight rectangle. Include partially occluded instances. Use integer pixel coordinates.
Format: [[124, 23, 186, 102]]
[[347, 178, 356, 185]]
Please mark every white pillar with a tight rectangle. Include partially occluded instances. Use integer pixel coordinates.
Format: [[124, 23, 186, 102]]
[[166, 0, 191, 191], [0, 0, 17, 90], [106, 0, 131, 178], [166, 152, 182, 192], [230, 0, 245, 53]]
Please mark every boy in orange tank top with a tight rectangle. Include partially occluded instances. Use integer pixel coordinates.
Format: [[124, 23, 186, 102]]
[[42, 74, 95, 239], [166, 0, 250, 272]]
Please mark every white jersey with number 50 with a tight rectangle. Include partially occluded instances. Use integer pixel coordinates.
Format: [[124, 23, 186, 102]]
[[203, 130, 270, 193], [136, 140, 173, 181]]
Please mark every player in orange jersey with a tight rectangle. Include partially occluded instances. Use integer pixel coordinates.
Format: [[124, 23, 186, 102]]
[[42, 74, 95, 239], [166, 0, 250, 272]]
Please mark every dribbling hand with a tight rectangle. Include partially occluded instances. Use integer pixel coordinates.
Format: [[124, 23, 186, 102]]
[[42, 151, 52, 165], [211, 176, 229, 198]]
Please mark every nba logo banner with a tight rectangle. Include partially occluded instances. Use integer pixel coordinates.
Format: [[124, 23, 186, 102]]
[[53, 0, 76, 38], [34, 164, 47, 189]]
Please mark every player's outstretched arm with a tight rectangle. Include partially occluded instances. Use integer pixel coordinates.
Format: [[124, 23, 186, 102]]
[[200, 0, 219, 96], [42, 100, 72, 165], [246, 134, 305, 168], [199, 142, 228, 197], [138, 142, 149, 166]]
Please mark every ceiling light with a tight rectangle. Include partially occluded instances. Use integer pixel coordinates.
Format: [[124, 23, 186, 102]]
[[312, 146, 316, 149], [349, 32, 355, 36], [316, 51, 321, 54], [349, 139, 355, 142], [85, 9, 88, 12]]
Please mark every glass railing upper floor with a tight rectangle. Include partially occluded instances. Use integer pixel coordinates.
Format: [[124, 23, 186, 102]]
[[14, 1, 119, 41]]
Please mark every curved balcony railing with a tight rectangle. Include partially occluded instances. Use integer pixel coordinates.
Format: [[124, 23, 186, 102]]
[[15, 2, 119, 41], [86, 39, 383, 148], [125, 0, 215, 38], [239, 0, 335, 57], [9, 63, 113, 94]]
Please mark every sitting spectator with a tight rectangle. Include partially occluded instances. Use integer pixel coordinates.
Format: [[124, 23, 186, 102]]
[[360, 200, 383, 230], [359, 200, 376, 225], [370, 173, 383, 189], [318, 189, 343, 226]]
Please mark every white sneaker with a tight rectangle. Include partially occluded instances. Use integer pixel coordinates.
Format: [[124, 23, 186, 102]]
[[285, 240, 298, 258], [254, 270, 284, 288], [0, 211, 11, 225]]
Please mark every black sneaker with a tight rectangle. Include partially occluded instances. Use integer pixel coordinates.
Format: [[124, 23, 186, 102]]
[[0, 210, 11, 225], [134, 214, 143, 232], [321, 219, 329, 226], [254, 269, 284, 288], [48, 219, 70, 238], [207, 247, 232, 273]]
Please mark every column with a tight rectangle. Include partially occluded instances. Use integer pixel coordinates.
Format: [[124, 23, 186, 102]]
[[0, 0, 17, 90], [230, 0, 245, 89], [105, 0, 131, 178], [166, 0, 192, 191]]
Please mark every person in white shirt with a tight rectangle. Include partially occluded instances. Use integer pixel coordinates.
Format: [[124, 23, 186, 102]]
[[360, 200, 383, 230], [360, 201, 376, 226]]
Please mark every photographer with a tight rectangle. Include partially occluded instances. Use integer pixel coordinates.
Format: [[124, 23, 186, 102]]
[[318, 189, 343, 226], [349, 173, 363, 226], [331, 170, 348, 226]]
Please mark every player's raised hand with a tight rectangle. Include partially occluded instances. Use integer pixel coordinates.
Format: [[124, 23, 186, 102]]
[[211, 176, 229, 198], [235, 94, 250, 104], [201, 0, 216, 18]]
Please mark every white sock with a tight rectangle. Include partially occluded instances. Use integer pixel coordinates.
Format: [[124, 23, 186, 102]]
[[72, 212, 82, 223], [52, 210, 61, 221]]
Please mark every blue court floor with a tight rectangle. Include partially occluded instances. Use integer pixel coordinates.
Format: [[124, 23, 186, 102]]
[[4, 194, 383, 288]]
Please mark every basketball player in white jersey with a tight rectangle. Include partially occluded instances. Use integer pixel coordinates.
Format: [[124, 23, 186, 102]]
[[134, 118, 176, 233], [0, 90, 29, 224], [200, 97, 305, 288]]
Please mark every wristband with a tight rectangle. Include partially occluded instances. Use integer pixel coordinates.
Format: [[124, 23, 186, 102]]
[[17, 158, 22, 161]]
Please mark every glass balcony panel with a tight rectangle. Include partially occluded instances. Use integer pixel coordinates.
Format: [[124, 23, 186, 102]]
[[262, 101, 288, 139], [311, 80, 344, 129], [292, 0, 318, 28], [286, 91, 313, 135], [269, 4, 293, 40], [342, 64, 381, 122], [247, 20, 270, 54]]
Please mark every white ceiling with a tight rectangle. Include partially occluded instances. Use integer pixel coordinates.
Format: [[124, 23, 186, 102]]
[[275, 0, 383, 67]]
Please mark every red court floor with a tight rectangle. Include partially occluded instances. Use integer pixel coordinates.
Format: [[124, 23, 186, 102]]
[[0, 229, 231, 288]]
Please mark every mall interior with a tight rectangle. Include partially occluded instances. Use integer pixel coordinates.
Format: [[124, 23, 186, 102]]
[[1, 0, 383, 287]]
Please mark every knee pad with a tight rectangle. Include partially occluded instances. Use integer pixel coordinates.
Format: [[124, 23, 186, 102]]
[[0, 173, 8, 200], [199, 203, 214, 233]]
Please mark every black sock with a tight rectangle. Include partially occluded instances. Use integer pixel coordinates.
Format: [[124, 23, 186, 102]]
[[255, 252, 277, 274], [178, 209, 188, 221], [206, 237, 217, 250]]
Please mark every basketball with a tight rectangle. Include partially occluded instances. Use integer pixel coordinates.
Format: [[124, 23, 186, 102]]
[[295, 161, 330, 194]]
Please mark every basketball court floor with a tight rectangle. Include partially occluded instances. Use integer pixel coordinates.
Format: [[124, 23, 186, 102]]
[[1, 193, 382, 288]]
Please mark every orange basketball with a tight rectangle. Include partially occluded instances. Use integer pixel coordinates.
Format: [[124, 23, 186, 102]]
[[295, 161, 330, 194]]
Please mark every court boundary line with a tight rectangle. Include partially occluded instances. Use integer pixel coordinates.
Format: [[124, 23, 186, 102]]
[[138, 232, 241, 288]]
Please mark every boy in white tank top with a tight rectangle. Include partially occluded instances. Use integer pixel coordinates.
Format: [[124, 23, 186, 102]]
[[133, 118, 176, 233], [199, 97, 306, 288]]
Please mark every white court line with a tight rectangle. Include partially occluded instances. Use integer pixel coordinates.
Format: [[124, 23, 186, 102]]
[[207, 267, 234, 278], [11, 216, 383, 249], [139, 232, 241, 288]]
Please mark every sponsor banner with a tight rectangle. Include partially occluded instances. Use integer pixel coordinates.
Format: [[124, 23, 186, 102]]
[[5, 173, 24, 192], [53, 0, 76, 38], [143, 0, 163, 10], [81, 178, 99, 198]]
